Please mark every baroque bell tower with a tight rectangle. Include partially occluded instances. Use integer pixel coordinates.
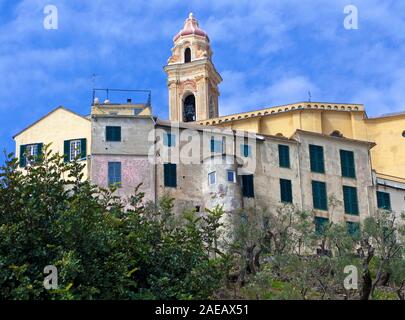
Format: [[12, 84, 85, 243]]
[[164, 13, 222, 122]]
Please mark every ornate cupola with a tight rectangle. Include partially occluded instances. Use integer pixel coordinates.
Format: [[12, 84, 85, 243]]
[[164, 13, 222, 122]]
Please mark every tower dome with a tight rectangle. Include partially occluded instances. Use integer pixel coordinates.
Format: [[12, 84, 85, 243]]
[[173, 13, 209, 42]]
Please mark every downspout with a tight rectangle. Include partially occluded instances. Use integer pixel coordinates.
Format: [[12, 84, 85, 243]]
[[296, 137, 304, 211]]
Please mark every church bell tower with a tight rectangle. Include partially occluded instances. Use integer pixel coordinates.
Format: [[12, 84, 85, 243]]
[[164, 13, 222, 122]]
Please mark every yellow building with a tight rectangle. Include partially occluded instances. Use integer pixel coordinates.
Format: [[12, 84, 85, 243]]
[[13, 106, 91, 178], [13, 13, 405, 220]]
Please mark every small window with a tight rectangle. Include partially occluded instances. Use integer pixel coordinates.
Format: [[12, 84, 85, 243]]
[[340, 150, 356, 178], [163, 133, 175, 147], [210, 137, 223, 153], [278, 144, 290, 168], [309, 144, 325, 173], [108, 162, 122, 187], [208, 171, 216, 185], [312, 180, 328, 211], [20, 143, 42, 167], [240, 144, 251, 157], [242, 174, 254, 198], [346, 221, 360, 239], [343, 186, 359, 215], [377, 191, 391, 210], [184, 47, 191, 63], [314, 217, 329, 235], [280, 179, 293, 203], [227, 170, 236, 183], [70, 140, 82, 161], [164, 163, 177, 188], [106, 126, 121, 142]]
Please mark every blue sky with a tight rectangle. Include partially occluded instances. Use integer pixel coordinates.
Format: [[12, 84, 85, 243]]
[[1, 0, 405, 163]]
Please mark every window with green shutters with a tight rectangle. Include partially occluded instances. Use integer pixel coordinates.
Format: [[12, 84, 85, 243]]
[[346, 221, 360, 239], [309, 144, 325, 173], [314, 217, 329, 235], [240, 144, 251, 157], [106, 126, 121, 142], [377, 191, 391, 210], [64, 138, 87, 162], [278, 144, 290, 168], [164, 163, 177, 188], [108, 162, 121, 187], [242, 175, 254, 198], [163, 133, 175, 147], [312, 180, 328, 210], [19, 143, 43, 167], [280, 179, 293, 203], [340, 150, 356, 178], [343, 186, 359, 215]]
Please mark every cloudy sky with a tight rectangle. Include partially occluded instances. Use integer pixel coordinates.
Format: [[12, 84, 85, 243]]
[[1, 0, 404, 161]]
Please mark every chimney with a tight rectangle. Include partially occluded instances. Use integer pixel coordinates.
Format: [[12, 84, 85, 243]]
[[127, 98, 132, 104]]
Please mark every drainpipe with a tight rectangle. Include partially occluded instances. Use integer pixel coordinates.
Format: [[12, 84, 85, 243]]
[[296, 137, 304, 211]]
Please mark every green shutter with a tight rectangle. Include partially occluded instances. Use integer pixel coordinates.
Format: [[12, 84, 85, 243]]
[[37, 143, 43, 162], [64, 140, 70, 162], [19, 145, 27, 167], [164, 163, 177, 188], [340, 150, 356, 178], [279, 145, 290, 168], [280, 179, 293, 203], [312, 181, 327, 210], [310, 145, 325, 173], [377, 191, 391, 210], [80, 139, 87, 159], [315, 217, 329, 235], [343, 186, 359, 215], [346, 222, 360, 239]]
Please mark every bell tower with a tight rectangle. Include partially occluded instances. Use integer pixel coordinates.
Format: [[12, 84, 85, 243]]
[[164, 13, 222, 122]]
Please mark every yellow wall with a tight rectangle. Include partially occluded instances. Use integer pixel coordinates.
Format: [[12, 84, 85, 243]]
[[14, 107, 91, 178], [201, 103, 405, 180], [366, 115, 405, 179]]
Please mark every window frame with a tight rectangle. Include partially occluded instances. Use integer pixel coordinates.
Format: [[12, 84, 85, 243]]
[[108, 162, 122, 187], [377, 191, 391, 211], [70, 140, 82, 161], [280, 178, 293, 203], [106, 126, 121, 142], [227, 170, 236, 183], [340, 149, 356, 178], [343, 185, 359, 215], [278, 144, 291, 168], [312, 180, 328, 211], [208, 171, 217, 185], [309, 144, 325, 173]]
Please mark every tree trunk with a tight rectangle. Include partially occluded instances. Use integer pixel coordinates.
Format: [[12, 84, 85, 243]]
[[360, 269, 372, 300]]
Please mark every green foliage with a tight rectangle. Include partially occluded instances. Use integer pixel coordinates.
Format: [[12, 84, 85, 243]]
[[0, 147, 227, 300]]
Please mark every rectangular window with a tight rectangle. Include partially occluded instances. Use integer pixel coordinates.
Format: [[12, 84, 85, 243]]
[[208, 171, 216, 185], [210, 137, 223, 153], [309, 144, 325, 173], [240, 144, 251, 157], [312, 180, 328, 210], [164, 163, 177, 188], [280, 179, 293, 203], [227, 170, 236, 183], [106, 126, 121, 142], [278, 144, 290, 168], [343, 186, 359, 215], [163, 133, 175, 147], [70, 140, 82, 161], [315, 217, 329, 235], [108, 162, 121, 187], [346, 221, 361, 238], [242, 174, 254, 198], [340, 150, 356, 178], [20, 143, 43, 167], [377, 191, 391, 210]]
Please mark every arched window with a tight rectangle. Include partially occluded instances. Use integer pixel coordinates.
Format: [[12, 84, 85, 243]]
[[183, 94, 196, 122], [184, 47, 191, 63]]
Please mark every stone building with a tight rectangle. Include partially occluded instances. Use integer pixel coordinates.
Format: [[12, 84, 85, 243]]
[[14, 13, 405, 231]]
